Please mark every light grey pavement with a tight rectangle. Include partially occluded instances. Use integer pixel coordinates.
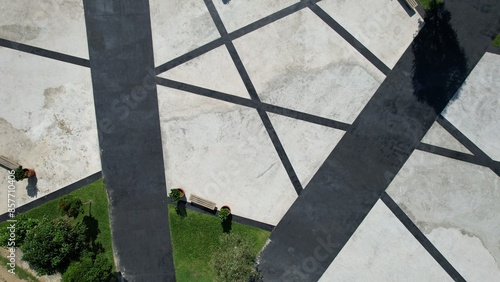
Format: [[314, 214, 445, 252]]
[[0, 0, 498, 281]]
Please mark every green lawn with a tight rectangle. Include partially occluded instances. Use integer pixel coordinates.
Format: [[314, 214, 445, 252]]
[[494, 34, 500, 47], [168, 205, 270, 282], [1, 181, 270, 281], [0, 179, 114, 277], [419, 0, 443, 10]]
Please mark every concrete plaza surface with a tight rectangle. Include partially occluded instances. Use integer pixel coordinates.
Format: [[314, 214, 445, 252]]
[[0, 0, 499, 281], [386, 52, 500, 282], [0, 0, 99, 214], [0, 47, 100, 214]]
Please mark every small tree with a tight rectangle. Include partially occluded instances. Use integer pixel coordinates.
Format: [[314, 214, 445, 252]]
[[14, 215, 39, 246], [212, 233, 260, 282], [21, 217, 87, 275], [62, 252, 113, 282], [14, 166, 27, 181], [0, 215, 39, 247], [59, 195, 83, 218], [218, 207, 231, 221], [168, 188, 184, 203]]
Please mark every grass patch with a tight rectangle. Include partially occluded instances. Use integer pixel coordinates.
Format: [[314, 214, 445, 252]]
[[0, 179, 114, 275], [168, 205, 270, 282], [0, 255, 40, 281], [419, 0, 443, 10], [493, 34, 500, 47]]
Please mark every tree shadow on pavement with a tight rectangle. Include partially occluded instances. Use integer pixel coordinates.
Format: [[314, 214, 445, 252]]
[[412, 0, 468, 114], [26, 176, 38, 197]]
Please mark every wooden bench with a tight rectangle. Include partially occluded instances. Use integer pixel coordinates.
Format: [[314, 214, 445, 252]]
[[405, 0, 418, 9], [0, 156, 19, 171], [189, 194, 216, 210]]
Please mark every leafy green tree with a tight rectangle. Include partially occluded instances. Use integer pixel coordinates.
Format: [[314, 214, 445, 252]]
[[494, 34, 500, 47], [21, 217, 87, 275], [0, 215, 39, 247], [58, 195, 83, 218], [62, 252, 113, 282], [212, 233, 260, 282], [0, 229, 8, 247], [15, 215, 39, 245]]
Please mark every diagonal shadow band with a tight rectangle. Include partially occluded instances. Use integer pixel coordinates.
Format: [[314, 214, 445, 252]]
[[257, 0, 496, 280]]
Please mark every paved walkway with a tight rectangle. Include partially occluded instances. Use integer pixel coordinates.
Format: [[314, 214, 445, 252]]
[[82, 1, 175, 281], [1, 0, 498, 281], [258, 0, 500, 281]]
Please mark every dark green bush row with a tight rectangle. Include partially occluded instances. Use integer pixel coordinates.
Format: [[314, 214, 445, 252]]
[[0, 196, 113, 281]]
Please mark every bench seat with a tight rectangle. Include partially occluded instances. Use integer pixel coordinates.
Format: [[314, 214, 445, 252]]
[[189, 194, 216, 210], [0, 156, 19, 171], [406, 0, 418, 9]]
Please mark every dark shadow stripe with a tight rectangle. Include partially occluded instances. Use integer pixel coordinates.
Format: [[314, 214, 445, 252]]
[[437, 116, 500, 176], [224, 42, 260, 101], [156, 78, 326, 195], [396, 0, 418, 17], [84, 0, 176, 279], [0, 165, 16, 171], [487, 45, 500, 55], [229, 1, 308, 41], [156, 78, 350, 131], [414, 1, 426, 18], [155, 1, 310, 75], [155, 38, 225, 75], [437, 116, 482, 153], [167, 199, 274, 232], [231, 213, 274, 232], [307, 4, 391, 75], [0, 171, 102, 223], [204, 0, 228, 36], [268, 103, 350, 131], [0, 38, 90, 68], [257, 0, 497, 278], [257, 110, 303, 195], [381, 192, 466, 282], [416, 142, 488, 166], [204, 0, 304, 195], [157, 76, 258, 106]]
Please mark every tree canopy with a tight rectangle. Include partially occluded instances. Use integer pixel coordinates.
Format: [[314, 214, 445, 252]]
[[21, 217, 87, 275]]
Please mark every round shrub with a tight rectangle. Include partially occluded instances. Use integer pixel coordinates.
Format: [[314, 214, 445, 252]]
[[218, 207, 231, 221], [0, 215, 39, 247], [21, 217, 87, 275], [58, 195, 83, 218], [168, 189, 184, 203], [62, 252, 113, 282]]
